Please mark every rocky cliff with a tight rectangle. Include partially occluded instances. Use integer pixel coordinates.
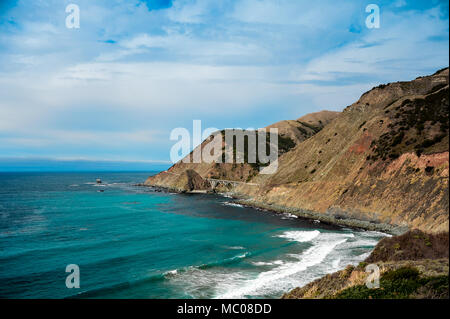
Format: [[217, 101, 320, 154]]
[[282, 230, 449, 299], [145, 110, 339, 191], [145, 68, 449, 233]]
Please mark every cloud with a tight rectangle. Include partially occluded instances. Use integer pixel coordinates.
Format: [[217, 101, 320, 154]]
[[96, 32, 270, 63], [232, 0, 356, 27], [0, 129, 161, 147], [296, 5, 449, 84], [0, 0, 448, 161], [167, 0, 210, 23]]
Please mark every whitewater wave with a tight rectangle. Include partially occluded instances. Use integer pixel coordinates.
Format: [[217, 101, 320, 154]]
[[337, 238, 378, 249], [360, 230, 392, 238], [281, 213, 298, 219], [85, 182, 126, 187], [251, 260, 284, 266], [275, 230, 320, 242], [222, 202, 244, 208], [164, 269, 178, 277], [356, 251, 371, 260], [332, 258, 341, 269], [164, 252, 252, 276], [222, 245, 245, 250], [216, 233, 349, 298], [158, 229, 385, 299]]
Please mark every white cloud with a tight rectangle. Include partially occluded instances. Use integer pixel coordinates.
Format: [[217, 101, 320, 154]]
[[231, 0, 357, 28], [0, 128, 162, 148], [0, 0, 448, 160], [96, 32, 271, 63], [296, 6, 449, 83], [167, 0, 211, 23]]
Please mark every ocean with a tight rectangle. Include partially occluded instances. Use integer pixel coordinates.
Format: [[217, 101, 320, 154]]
[[0, 172, 388, 299]]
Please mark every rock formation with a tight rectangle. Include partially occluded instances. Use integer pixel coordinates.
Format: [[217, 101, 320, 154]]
[[282, 230, 449, 299], [145, 68, 449, 233]]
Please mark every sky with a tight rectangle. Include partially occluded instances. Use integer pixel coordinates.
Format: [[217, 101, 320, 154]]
[[0, 0, 448, 170]]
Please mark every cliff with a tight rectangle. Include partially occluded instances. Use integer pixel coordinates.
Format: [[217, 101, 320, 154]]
[[145, 68, 449, 233], [282, 230, 449, 299], [145, 110, 339, 191]]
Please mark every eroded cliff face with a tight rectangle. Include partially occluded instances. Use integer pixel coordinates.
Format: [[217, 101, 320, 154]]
[[146, 68, 449, 233], [145, 111, 339, 189], [235, 68, 449, 233]]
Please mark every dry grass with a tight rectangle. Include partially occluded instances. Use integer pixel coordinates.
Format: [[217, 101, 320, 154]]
[[365, 229, 449, 263]]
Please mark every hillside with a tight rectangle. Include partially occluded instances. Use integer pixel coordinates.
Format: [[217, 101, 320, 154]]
[[145, 110, 339, 191], [266, 110, 340, 144], [282, 230, 449, 299], [145, 68, 449, 233]]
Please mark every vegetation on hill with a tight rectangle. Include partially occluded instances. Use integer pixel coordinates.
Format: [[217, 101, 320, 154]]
[[334, 266, 448, 299], [283, 230, 449, 299], [368, 87, 449, 161], [365, 230, 449, 263], [219, 130, 296, 171], [146, 68, 449, 232]]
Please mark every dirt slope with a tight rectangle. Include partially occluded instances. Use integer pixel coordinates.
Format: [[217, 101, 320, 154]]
[[146, 68, 449, 233], [235, 68, 449, 233]]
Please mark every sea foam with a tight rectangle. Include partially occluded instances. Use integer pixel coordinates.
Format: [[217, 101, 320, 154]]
[[275, 230, 320, 242], [216, 233, 349, 299]]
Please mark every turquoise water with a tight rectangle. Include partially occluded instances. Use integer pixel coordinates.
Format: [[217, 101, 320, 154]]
[[0, 172, 388, 298]]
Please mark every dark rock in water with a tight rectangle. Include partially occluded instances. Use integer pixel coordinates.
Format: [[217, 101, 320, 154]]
[[96, 179, 102, 184], [172, 169, 211, 193]]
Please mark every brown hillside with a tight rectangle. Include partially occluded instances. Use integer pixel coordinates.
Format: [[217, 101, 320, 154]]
[[146, 68, 449, 233], [266, 111, 339, 144], [145, 110, 339, 188], [236, 68, 449, 233], [282, 230, 449, 299]]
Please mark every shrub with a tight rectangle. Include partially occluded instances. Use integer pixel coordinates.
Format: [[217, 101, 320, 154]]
[[365, 230, 449, 263], [334, 267, 448, 299]]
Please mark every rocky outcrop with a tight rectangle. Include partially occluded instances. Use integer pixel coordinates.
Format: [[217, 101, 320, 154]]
[[145, 68, 449, 233], [145, 111, 339, 190], [265, 110, 340, 144], [282, 230, 449, 299], [149, 169, 211, 193], [235, 68, 449, 233], [282, 258, 448, 299]]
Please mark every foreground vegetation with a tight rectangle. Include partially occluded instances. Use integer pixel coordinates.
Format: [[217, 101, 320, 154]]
[[283, 230, 449, 299], [335, 266, 448, 299]]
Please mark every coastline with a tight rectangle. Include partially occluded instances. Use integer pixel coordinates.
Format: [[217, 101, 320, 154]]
[[233, 198, 408, 236], [140, 179, 448, 300], [141, 183, 408, 236]]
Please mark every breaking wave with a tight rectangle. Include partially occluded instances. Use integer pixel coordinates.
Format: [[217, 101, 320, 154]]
[[216, 233, 349, 298], [275, 230, 320, 242]]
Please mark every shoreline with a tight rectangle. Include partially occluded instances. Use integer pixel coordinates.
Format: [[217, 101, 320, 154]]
[[139, 181, 423, 299], [233, 198, 408, 236], [140, 183, 408, 236]]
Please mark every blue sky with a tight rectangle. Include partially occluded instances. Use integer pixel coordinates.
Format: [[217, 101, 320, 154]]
[[0, 0, 448, 169]]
